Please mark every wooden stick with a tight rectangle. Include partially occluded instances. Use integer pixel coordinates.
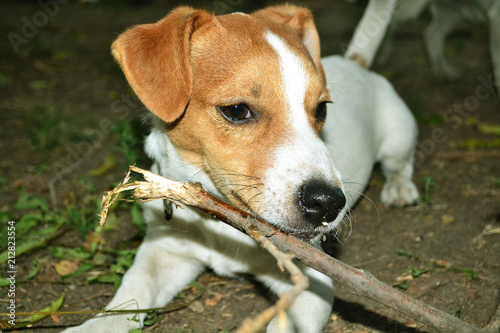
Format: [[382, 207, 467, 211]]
[[100, 166, 497, 333]]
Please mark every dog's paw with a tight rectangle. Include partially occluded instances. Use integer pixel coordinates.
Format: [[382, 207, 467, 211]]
[[380, 179, 419, 207], [62, 314, 141, 333]]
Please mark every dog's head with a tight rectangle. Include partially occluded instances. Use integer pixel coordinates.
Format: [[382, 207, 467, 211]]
[[112, 5, 347, 241]]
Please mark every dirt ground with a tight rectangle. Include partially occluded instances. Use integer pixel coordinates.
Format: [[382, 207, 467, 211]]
[[1, 0, 499, 332]]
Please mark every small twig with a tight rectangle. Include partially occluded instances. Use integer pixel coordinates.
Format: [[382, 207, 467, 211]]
[[443, 150, 500, 161], [405, 203, 447, 212], [73, 293, 117, 304], [0, 294, 202, 318]]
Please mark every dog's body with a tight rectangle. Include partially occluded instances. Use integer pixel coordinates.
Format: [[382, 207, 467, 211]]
[[346, 0, 500, 95], [65, 5, 418, 332]]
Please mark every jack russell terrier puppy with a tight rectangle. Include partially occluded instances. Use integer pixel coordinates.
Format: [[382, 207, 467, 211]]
[[65, 4, 419, 332]]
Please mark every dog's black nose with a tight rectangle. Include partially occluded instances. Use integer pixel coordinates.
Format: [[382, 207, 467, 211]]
[[298, 181, 346, 227]]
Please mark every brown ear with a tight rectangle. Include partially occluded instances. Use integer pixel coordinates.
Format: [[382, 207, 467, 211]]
[[253, 4, 324, 81], [111, 7, 214, 123]]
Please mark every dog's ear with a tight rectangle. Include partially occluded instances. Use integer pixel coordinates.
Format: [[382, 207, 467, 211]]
[[112, 7, 214, 123], [253, 4, 325, 81]]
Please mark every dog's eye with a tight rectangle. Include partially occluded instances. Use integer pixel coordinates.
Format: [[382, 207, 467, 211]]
[[219, 104, 253, 123], [315, 101, 330, 122]]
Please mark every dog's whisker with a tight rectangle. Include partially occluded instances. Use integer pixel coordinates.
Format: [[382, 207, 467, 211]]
[[329, 228, 344, 245], [209, 167, 261, 180], [217, 182, 263, 191], [245, 191, 263, 207], [345, 187, 381, 225], [340, 209, 354, 239]]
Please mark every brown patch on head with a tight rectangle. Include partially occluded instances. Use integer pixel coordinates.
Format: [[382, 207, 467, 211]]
[[250, 84, 260, 97]]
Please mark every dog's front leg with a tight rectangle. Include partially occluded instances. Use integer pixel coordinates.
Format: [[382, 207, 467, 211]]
[[376, 0, 430, 66], [257, 265, 334, 333], [63, 231, 204, 333], [424, 3, 462, 79], [488, 0, 500, 97]]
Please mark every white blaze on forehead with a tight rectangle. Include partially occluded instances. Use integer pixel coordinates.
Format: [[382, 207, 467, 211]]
[[265, 32, 310, 132], [264, 31, 339, 179], [259, 32, 344, 230]]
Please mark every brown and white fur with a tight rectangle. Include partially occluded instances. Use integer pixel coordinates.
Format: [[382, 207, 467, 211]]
[[64, 5, 419, 332]]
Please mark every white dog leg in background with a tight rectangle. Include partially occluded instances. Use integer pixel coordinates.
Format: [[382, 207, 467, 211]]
[[488, 0, 500, 97], [424, 2, 463, 79], [376, 0, 430, 66], [344, 0, 398, 67]]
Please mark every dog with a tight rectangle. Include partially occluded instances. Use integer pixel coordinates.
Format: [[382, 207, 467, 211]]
[[64, 4, 419, 332], [346, 0, 500, 95]]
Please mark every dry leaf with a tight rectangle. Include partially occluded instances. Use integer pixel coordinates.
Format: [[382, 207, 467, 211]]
[[205, 293, 223, 307], [441, 214, 455, 224], [54, 259, 79, 276], [188, 300, 204, 313], [434, 260, 451, 268], [395, 274, 414, 283], [85, 231, 106, 245], [483, 224, 500, 235], [50, 314, 61, 324]]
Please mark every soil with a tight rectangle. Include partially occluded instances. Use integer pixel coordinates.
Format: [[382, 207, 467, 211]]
[[1, 0, 499, 332]]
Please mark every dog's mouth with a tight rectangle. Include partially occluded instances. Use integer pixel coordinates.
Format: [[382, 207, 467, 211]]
[[289, 229, 322, 242], [283, 221, 339, 243]]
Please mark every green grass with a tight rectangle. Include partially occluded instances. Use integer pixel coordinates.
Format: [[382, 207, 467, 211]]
[[0, 191, 65, 263], [5, 93, 91, 160], [0, 185, 142, 289], [397, 249, 478, 285], [407, 96, 444, 126], [0, 107, 149, 289], [422, 176, 436, 215], [111, 117, 149, 167]]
